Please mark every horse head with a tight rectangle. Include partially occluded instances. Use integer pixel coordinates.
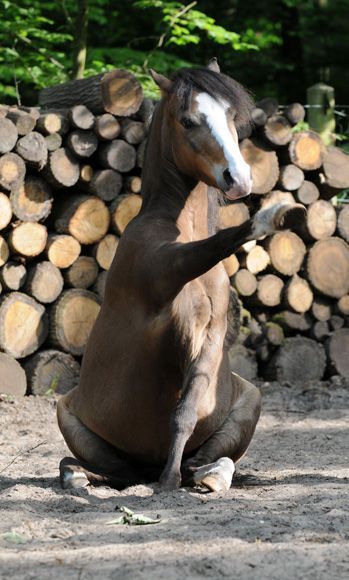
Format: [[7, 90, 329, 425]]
[[150, 60, 253, 200]]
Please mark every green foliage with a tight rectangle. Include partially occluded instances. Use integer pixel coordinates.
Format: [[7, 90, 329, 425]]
[[0, 0, 72, 102]]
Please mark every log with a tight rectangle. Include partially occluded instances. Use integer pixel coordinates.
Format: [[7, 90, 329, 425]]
[[23, 349, 80, 396], [94, 113, 121, 140], [125, 175, 142, 194], [251, 107, 267, 127], [93, 234, 119, 270], [296, 181, 319, 205], [36, 111, 70, 135], [89, 169, 123, 202], [337, 205, 349, 243], [284, 103, 305, 125], [0, 192, 12, 230], [136, 139, 147, 168], [305, 199, 337, 240], [0, 118, 18, 153], [268, 231, 306, 276], [120, 119, 147, 145], [245, 245, 270, 274], [267, 337, 326, 382], [264, 115, 292, 146], [92, 270, 108, 300], [110, 194, 142, 235], [0, 291, 48, 358], [98, 139, 136, 172], [284, 274, 313, 313], [0, 261, 27, 291], [50, 289, 101, 355], [25, 261, 63, 303], [43, 148, 80, 188], [39, 69, 143, 116], [273, 310, 313, 332], [255, 97, 278, 117], [329, 315, 344, 331], [307, 237, 349, 298], [10, 176, 53, 222], [288, 131, 325, 170], [54, 194, 110, 244], [260, 189, 295, 209], [228, 344, 258, 381], [137, 97, 155, 127], [256, 274, 284, 307], [222, 254, 240, 278], [322, 146, 349, 189], [241, 240, 256, 253], [8, 222, 47, 258], [6, 109, 37, 135], [337, 295, 349, 316], [219, 202, 250, 229], [15, 132, 48, 170], [77, 166, 92, 186], [19, 106, 40, 121], [66, 130, 98, 158], [44, 132, 63, 152], [240, 138, 279, 194], [63, 256, 99, 289], [264, 322, 284, 346], [311, 297, 332, 322], [45, 234, 81, 269], [232, 269, 257, 297], [0, 236, 9, 266], [0, 153, 26, 191], [327, 329, 349, 377], [278, 164, 304, 191], [310, 320, 330, 341], [69, 105, 95, 130], [0, 353, 27, 396]]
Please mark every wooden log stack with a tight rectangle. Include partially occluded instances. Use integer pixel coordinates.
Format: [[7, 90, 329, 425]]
[[0, 70, 348, 397]]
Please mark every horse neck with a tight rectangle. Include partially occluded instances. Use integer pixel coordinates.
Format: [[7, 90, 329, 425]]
[[140, 99, 220, 239]]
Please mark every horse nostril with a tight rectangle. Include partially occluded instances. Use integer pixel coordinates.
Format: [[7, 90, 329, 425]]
[[223, 169, 235, 188]]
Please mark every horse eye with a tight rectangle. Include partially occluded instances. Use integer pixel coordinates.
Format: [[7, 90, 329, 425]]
[[181, 117, 196, 129]]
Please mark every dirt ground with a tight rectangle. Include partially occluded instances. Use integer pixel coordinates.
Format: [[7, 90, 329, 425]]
[[0, 380, 348, 580]]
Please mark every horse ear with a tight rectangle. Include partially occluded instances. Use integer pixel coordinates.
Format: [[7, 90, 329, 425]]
[[207, 57, 220, 73], [149, 69, 172, 93]]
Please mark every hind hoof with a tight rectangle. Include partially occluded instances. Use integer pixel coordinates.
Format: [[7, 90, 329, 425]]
[[193, 457, 235, 492], [59, 458, 89, 490]]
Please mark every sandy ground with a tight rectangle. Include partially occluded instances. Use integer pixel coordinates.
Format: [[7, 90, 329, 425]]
[[0, 380, 348, 580]]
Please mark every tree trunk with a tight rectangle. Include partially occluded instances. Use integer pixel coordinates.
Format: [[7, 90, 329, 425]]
[[284, 274, 313, 313], [45, 234, 81, 269], [244, 245, 270, 274], [0, 353, 27, 396], [120, 119, 147, 145], [267, 231, 306, 275], [89, 169, 123, 202], [0, 291, 48, 358], [296, 181, 319, 205], [264, 115, 292, 146], [69, 104, 95, 129], [0, 192, 12, 230], [43, 148, 80, 188], [307, 237, 349, 298], [6, 109, 37, 135], [305, 199, 337, 240], [92, 234, 119, 270], [63, 256, 99, 289], [15, 132, 48, 170], [240, 138, 279, 194], [24, 349, 80, 396], [98, 139, 136, 172], [0, 261, 27, 291], [0, 118, 18, 153], [25, 261, 63, 303], [256, 274, 284, 307], [288, 131, 325, 170], [50, 289, 100, 355], [232, 269, 257, 297], [110, 194, 142, 235], [0, 237, 9, 267], [8, 222, 47, 257], [267, 337, 326, 382], [337, 205, 349, 242], [94, 113, 120, 140], [66, 129, 98, 158], [39, 70, 143, 116], [278, 164, 304, 191], [326, 329, 349, 377], [54, 194, 110, 244], [0, 153, 26, 190], [10, 176, 53, 222], [284, 103, 305, 125]]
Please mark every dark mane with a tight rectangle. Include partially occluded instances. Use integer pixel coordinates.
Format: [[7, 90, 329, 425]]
[[169, 67, 254, 135]]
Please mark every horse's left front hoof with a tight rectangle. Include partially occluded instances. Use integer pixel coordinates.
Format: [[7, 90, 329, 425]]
[[193, 457, 235, 492], [274, 203, 306, 231], [158, 471, 182, 491]]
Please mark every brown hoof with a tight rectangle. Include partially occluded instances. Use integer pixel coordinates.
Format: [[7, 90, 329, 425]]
[[274, 203, 306, 231]]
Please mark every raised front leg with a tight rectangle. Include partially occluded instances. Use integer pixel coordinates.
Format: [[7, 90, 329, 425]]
[[158, 202, 306, 303]]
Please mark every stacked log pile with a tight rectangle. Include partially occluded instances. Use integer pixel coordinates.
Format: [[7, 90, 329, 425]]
[[0, 69, 150, 396], [0, 73, 348, 396]]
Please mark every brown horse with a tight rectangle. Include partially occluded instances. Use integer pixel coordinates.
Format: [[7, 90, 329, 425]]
[[57, 60, 304, 492]]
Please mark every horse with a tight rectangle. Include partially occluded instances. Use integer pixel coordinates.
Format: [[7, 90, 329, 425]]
[[57, 59, 305, 492]]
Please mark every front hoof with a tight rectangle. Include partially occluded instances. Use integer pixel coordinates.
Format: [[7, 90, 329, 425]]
[[274, 203, 306, 230], [159, 472, 182, 491]]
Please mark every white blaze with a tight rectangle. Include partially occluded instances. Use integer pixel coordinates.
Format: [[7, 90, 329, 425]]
[[195, 92, 251, 191]]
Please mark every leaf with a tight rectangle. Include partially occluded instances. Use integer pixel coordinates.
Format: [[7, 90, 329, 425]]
[[3, 531, 28, 544], [106, 506, 161, 526]]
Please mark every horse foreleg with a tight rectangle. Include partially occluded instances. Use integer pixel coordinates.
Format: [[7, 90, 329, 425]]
[[182, 374, 261, 491]]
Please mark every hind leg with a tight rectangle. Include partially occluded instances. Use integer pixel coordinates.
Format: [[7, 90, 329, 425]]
[[57, 390, 142, 489], [182, 374, 261, 491]]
